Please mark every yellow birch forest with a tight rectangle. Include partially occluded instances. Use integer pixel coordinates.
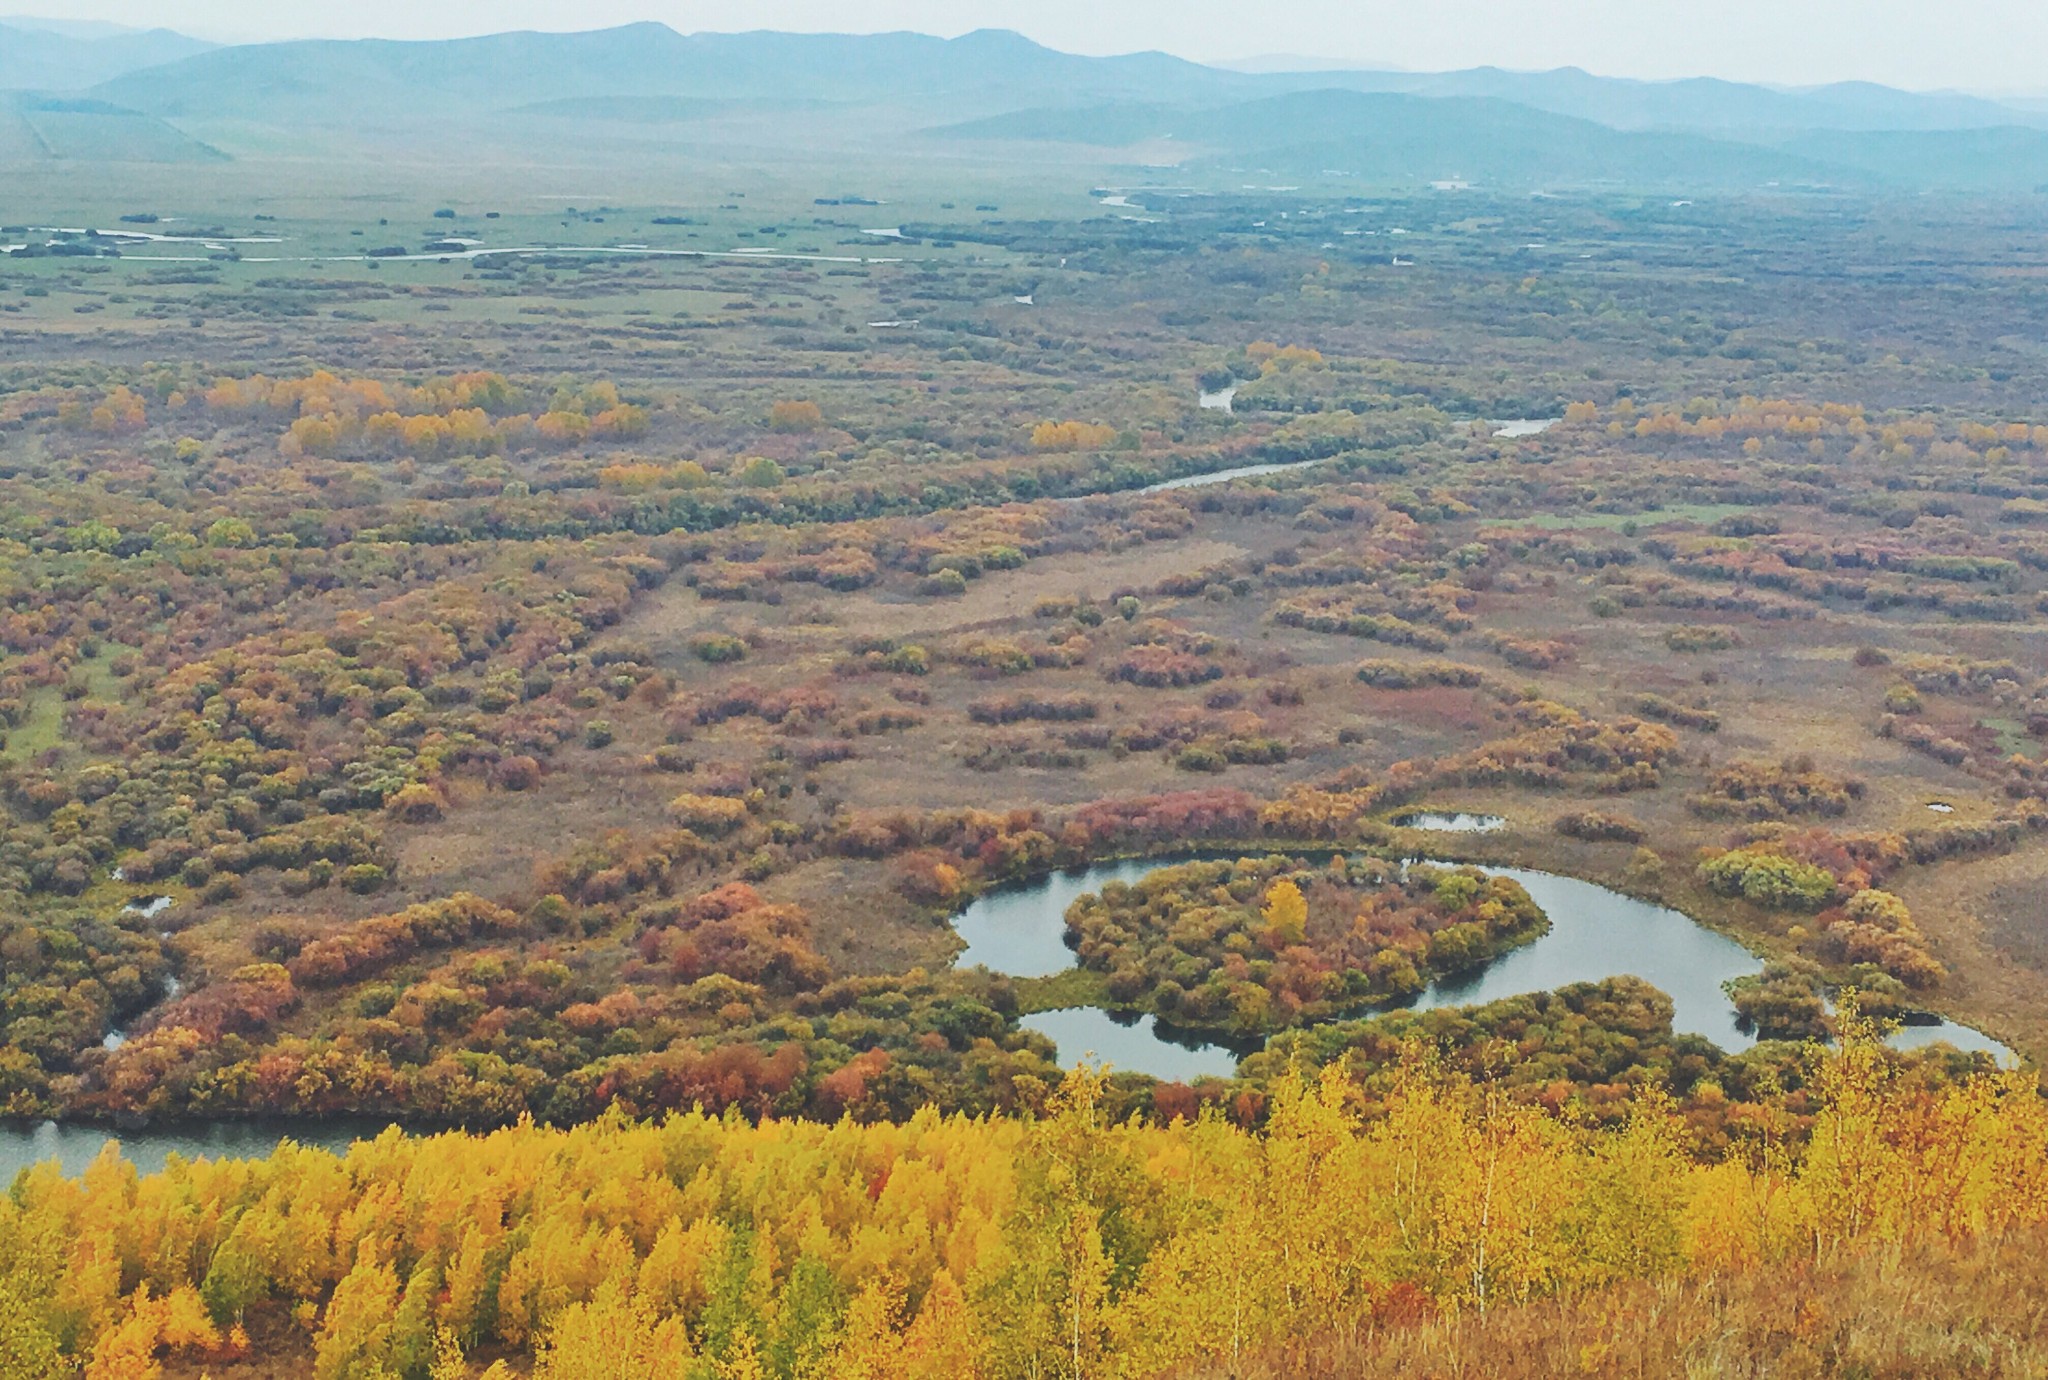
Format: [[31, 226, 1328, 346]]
[[4, 1024, 2045, 1379]]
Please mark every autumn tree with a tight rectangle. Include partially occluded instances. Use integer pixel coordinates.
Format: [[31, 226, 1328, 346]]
[[769, 401, 825, 432], [1261, 878, 1308, 947]]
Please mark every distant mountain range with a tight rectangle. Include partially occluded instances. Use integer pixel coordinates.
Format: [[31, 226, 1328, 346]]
[[72, 25, 2048, 136], [1293, 68, 2040, 135], [936, 88, 2048, 190], [938, 91, 1843, 188], [84, 26, 1230, 120], [1, 16, 186, 39], [3, 20, 2048, 191]]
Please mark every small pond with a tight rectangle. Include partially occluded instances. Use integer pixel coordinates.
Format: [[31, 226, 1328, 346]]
[[1391, 811, 1506, 833], [953, 854, 2014, 1078]]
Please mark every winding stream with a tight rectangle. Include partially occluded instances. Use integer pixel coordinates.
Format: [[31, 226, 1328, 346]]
[[1141, 459, 1327, 493], [954, 852, 2014, 1079], [1, 850, 2009, 1178], [1147, 418, 1561, 493]]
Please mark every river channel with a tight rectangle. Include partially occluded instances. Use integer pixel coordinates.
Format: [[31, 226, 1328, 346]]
[[953, 852, 2013, 1080], [2, 849, 2009, 1177]]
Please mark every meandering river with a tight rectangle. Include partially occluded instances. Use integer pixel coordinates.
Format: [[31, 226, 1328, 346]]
[[0, 848, 2009, 1179], [953, 851, 2013, 1079]]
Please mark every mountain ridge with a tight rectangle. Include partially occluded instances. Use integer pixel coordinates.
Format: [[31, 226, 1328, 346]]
[[938, 89, 1846, 189], [0, 23, 2035, 188], [0, 19, 215, 91], [79, 24, 2044, 134], [87, 25, 1243, 122]]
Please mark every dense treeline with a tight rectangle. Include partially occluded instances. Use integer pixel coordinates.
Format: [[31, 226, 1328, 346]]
[[0, 1030, 2037, 1378], [1065, 856, 1547, 1035]]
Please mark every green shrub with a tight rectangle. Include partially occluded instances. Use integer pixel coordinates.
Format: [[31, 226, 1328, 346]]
[[1698, 849, 1835, 911], [692, 634, 746, 664], [1666, 625, 1740, 653], [340, 863, 391, 895], [737, 456, 786, 487]]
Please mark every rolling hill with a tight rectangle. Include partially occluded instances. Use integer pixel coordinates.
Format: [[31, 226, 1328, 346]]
[[939, 90, 1837, 189], [1782, 125, 2048, 191], [941, 88, 2048, 191], [0, 19, 213, 90], [1235, 66, 2046, 135], [0, 92, 225, 161]]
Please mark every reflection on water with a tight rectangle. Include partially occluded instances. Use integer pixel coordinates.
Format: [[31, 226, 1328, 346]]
[[1406, 865, 1760, 1050], [0, 1118, 387, 1182], [1889, 1021, 2009, 1060], [1392, 812, 1505, 833], [958, 857, 1163, 977], [1021, 1008, 1241, 1081], [11, 851, 2015, 1175]]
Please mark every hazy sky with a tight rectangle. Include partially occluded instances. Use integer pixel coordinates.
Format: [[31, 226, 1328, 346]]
[[17, 0, 2048, 93]]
